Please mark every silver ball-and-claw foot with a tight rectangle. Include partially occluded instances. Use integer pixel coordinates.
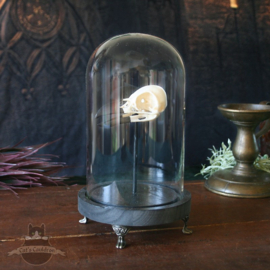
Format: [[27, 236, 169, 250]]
[[112, 225, 130, 249], [182, 215, 193, 234], [79, 216, 89, 224]]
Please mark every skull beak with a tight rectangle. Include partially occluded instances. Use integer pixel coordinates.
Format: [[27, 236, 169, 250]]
[[95, 106, 131, 126]]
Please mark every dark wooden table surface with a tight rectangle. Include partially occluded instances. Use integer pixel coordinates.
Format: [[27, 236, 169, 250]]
[[1, 180, 270, 270]]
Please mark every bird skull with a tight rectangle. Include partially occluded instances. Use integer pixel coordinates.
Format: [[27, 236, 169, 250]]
[[121, 85, 167, 122]]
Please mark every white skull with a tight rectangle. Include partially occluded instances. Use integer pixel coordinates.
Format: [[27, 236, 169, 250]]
[[121, 85, 167, 122]]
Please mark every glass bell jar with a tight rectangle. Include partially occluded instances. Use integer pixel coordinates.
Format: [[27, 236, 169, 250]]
[[78, 33, 192, 249]]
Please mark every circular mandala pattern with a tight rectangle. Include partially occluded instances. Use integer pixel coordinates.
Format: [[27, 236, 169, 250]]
[[11, 0, 65, 40]]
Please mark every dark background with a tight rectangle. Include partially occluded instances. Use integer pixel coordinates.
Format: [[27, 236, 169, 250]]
[[0, 0, 269, 176]]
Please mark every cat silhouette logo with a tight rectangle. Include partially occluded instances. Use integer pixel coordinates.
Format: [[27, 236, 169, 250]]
[[8, 224, 65, 265]]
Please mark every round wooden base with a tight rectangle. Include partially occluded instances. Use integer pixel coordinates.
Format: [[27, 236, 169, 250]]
[[78, 187, 191, 227]]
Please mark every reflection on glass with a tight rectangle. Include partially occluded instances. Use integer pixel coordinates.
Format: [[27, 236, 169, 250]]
[[86, 33, 185, 207]]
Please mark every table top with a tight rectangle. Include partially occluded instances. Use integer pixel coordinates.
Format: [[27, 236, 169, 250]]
[[1, 180, 270, 270]]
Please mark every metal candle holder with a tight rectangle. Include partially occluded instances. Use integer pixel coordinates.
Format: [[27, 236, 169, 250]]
[[205, 103, 270, 198]]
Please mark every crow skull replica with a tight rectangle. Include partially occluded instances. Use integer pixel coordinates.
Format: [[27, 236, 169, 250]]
[[120, 85, 167, 122]]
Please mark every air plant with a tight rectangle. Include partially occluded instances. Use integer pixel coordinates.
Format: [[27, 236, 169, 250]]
[[254, 154, 270, 173], [198, 139, 270, 179], [0, 139, 67, 196]]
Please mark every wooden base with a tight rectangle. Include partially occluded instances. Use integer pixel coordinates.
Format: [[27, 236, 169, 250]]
[[78, 187, 191, 227]]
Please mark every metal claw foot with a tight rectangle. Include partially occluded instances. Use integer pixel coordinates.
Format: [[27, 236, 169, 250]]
[[182, 215, 193, 235], [79, 216, 89, 224], [112, 225, 130, 249]]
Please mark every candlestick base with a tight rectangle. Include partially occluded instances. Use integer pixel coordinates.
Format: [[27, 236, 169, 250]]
[[205, 168, 270, 198]]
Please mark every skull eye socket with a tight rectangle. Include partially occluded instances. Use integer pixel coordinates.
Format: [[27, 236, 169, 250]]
[[136, 92, 154, 111]]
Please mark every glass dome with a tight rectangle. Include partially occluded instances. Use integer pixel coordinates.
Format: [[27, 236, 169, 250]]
[[86, 33, 186, 209]]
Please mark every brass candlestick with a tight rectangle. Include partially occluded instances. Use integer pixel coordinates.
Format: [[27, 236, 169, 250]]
[[205, 103, 270, 198]]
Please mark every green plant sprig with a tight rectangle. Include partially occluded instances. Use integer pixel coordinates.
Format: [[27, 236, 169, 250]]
[[198, 139, 270, 179]]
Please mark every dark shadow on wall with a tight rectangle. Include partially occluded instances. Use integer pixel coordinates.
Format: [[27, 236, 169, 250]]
[[184, 0, 270, 167]]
